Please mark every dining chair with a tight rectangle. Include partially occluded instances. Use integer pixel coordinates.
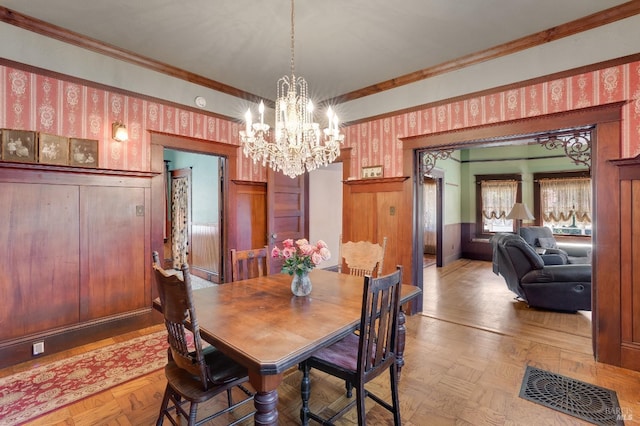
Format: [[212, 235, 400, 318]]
[[229, 245, 270, 282], [152, 252, 254, 426], [299, 266, 403, 426], [339, 236, 387, 277]]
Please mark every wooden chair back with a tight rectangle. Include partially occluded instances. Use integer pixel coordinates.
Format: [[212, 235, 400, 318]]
[[152, 253, 209, 389], [339, 236, 387, 277], [299, 265, 403, 425], [359, 266, 402, 379], [152, 252, 255, 424], [230, 245, 270, 282]]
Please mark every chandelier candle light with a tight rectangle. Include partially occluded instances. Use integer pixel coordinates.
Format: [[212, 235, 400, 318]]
[[240, 0, 344, 178]]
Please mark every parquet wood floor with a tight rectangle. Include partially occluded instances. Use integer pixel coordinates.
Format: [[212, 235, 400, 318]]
[[6, 259, 640, 425]]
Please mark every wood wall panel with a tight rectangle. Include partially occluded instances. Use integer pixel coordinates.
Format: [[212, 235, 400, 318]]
[[0, 164, 154, 366], [0, 182, 80, 340], [376, 192, 401, 276], [79, 186, 147, 320], [443, 224, 462, 265], [191, 223, 220, 276], [614, 157, 640, 370], [632, 180, 640, 344], [349, 192, 376, 241], [632, 181, 640, 343], [234, 181, 267, 252], [343, 178, 409, 278]]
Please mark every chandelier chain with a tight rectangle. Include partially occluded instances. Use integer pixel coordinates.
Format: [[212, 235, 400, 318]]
[[290, 0, 295, 78], [239, 0, 344, 178]]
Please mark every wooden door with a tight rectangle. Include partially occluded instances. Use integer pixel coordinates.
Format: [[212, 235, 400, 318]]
[[267, 170, 308, 273]]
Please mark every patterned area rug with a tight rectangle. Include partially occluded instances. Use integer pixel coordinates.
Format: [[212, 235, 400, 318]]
[[0, 331, 168, 425]]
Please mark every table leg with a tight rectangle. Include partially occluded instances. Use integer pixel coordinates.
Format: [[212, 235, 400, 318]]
[[395, 308, 407, 380], [248, 371, 282, 425]]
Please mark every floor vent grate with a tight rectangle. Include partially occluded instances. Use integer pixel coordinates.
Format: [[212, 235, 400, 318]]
[[519, 366, 624, 425]]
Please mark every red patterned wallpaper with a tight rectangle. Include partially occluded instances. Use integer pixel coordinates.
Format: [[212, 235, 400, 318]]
[[1, 61, 640, 181], [0, 65, 267, 182], [343, 62, 640, 178]]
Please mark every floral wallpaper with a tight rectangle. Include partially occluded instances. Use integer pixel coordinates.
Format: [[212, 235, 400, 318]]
[[1, 60, 640, 182], [343, 61, 640, 178], [0, 64, 266, 181]]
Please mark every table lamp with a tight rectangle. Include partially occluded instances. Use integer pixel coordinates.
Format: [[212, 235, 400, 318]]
[[506, 202, 535, 234]]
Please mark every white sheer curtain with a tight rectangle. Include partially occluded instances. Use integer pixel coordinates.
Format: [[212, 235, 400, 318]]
[[540, 177, 591, 226], [423, 179, 437, 254], [481, 180, 517, 231]]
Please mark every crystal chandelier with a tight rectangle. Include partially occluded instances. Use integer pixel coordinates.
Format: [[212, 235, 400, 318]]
[[240, 0, 344, 178]]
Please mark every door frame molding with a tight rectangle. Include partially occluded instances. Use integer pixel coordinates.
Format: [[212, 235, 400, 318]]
[[402, 102, 624, 364], [150, 131, 239, 285]]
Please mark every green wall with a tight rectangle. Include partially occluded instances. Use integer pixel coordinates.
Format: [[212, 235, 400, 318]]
[[164, 150, 220, 224], [458, 144, 586, 223], [433, 152, 462, 226]]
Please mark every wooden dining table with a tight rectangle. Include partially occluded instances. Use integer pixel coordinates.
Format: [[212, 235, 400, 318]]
[[154, 268, 421, 425]]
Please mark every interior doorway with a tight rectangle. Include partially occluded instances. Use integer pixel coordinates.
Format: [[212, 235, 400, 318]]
[[309, 162, 343, 271], [422, 168, 444, 268], [164, 149, 223, 283]]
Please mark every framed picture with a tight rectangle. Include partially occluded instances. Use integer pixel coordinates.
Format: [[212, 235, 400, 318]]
[[1, 129, 37, 163], [38, 133, 69, 165], [361, 165, 383, 179], [69, 138, 99, 168]]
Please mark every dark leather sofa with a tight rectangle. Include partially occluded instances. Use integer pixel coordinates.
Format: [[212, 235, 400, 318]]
[[490, 233, 591, 312]]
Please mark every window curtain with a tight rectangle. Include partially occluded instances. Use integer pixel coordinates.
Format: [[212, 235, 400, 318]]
[[540, 177, 591, 225], [171, 176, 190, 269], [481, 180, 517, 225], [423, 179, 437, 254]]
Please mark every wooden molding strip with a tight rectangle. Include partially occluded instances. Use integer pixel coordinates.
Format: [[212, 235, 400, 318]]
[[323, 1, 640, 106], [1, 3, 638, 107], [0, 6, 267, 106]]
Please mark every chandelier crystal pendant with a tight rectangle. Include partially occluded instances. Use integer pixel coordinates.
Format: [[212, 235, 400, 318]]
[[239, 0, 344, 178]]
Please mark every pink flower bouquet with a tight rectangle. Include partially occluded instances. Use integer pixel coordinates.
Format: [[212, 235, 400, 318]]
[[271, 238, 331, 276]]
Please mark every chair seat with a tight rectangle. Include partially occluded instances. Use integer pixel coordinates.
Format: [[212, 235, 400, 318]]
[[309, 333, 360, 371], [201, 346, 249, 385], [164, 360, 246, 404]]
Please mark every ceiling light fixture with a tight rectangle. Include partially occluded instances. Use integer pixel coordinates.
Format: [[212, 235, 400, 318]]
[[239, 0, 344, 178]]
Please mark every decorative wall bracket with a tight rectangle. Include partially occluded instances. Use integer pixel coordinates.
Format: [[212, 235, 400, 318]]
[[537, 131, 591, 169], [419, 149, 454, 177], [418, 129, 591, 177]]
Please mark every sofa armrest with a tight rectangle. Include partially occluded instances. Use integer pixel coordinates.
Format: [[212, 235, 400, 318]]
[[539, 253, 567, 265], [521, 264, 591, 284], [557, 243, 591, 258]]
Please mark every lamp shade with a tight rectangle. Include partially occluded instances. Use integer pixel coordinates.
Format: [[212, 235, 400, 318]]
[[506, 203, 535, 221]]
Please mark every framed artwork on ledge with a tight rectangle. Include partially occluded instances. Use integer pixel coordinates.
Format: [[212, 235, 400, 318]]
[[1, 129, 37, 163], [38, 133, 69, 165], [361, 165, 383, 179], [69, 138, 99, 168]]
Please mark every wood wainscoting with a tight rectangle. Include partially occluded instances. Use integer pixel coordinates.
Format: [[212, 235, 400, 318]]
[[342, 176, 409, 279], [190, 222, 220, 282], [0, 162, 159, 368]]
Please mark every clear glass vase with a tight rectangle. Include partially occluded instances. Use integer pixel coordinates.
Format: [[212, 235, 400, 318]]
[[291, 272, 312, 296]]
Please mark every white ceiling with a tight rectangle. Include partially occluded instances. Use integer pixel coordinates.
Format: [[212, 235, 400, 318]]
[[1, 0, 631, 107]]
